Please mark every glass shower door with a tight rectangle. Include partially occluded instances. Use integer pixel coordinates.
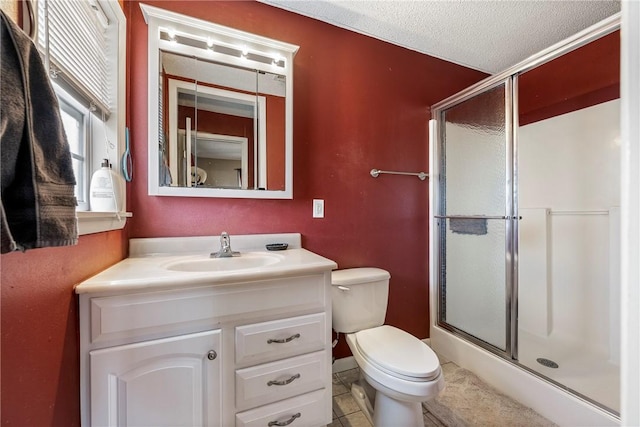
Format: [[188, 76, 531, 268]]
[[436, 81, 514, 353]]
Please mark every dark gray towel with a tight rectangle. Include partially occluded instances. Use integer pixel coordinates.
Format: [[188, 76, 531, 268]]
[[1, 10, 78, 253], [449, 218, 488, 235]]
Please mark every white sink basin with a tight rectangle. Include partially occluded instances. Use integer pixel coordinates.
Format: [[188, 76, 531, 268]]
[[164, 252, 283, 272]]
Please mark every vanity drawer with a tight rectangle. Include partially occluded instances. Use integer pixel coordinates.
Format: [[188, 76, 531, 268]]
[[235, 313, 327, 365], [89, 275, 325, 344], [235, 388, 330, 427], [235, 351, 326, 411]]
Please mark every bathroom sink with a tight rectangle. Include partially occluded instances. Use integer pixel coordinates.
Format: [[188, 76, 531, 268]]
[[164, 252, 283, 272]]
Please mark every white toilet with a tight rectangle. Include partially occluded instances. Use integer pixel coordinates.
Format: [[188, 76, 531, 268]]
[[332, 268, 444, 427]]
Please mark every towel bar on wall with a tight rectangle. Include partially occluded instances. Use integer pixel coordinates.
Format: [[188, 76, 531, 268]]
[[370, 168, 428, 181]]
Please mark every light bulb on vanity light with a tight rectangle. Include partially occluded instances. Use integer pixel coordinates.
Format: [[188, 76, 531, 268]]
[[167, 29, 177, 43], [272, 55, 285, 67]]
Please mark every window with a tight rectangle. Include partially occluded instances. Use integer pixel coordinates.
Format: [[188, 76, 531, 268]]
[[35, 0, 127, 233], [58, 93, 88, 209]]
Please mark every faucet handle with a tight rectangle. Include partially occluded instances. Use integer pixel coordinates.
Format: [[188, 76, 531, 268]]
[[211, 231, 239, 257], [220, 231, 230, 245]]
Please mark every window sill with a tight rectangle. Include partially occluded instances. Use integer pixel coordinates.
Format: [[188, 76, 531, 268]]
[[77, 211, 132, 236]]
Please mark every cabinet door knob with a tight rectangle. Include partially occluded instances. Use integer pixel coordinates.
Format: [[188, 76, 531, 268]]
[[267, 373, 300, 386], [207, 350, 217, 360], [267, 333, 300, 344], [268, 412, 301, 426]]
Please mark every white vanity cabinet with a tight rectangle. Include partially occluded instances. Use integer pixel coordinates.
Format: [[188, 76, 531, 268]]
[[78, 267, 334, 427]]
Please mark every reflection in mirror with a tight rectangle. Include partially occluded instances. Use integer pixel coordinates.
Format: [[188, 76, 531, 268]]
[[142, 3, 298, 198], [257, 67, 287, 191], [190, 133, 248, 189], [160, 51, 287, 191]]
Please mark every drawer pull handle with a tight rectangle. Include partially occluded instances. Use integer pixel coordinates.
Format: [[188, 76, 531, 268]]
[[267, 373, 301, 386], [268, 412, 301, 426], [207, 350, 217, 361], [267, 333, 300, 344]]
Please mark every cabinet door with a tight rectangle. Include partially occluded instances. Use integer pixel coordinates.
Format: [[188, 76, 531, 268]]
[[90, 330, 221, 427]]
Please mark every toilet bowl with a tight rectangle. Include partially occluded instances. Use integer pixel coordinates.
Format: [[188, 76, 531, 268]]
[[332, 268, 445, 426]]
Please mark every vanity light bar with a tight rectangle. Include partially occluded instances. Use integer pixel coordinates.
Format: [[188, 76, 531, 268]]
[[159, 30, 286, 68]]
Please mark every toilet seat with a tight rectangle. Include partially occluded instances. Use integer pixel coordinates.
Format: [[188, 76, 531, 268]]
[[354, 325, 440, 381]]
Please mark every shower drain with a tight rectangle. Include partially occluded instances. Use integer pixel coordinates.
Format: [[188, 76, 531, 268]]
[[536, 358, 559, 368]]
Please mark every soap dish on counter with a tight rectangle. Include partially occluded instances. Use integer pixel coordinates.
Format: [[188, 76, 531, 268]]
[[266, 243, 288, 251]]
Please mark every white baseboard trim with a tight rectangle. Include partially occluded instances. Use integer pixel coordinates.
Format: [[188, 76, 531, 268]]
[[332, 356, 357, 373]]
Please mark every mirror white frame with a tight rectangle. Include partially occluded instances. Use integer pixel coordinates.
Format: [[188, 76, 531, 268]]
[[141, 3, 299, 199]]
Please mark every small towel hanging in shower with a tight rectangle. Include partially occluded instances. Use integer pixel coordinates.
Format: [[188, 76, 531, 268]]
[[449, 218, 488, 235]]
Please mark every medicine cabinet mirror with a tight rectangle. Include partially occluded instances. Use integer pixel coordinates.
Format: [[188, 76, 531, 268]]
[[141, 4, 298, 198]]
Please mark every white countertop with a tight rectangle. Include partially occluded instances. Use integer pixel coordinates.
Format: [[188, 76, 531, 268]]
[[75, 234, 337, 294]]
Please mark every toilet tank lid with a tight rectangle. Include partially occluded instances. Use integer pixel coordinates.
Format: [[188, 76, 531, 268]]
[[331, 268, 390, 286]]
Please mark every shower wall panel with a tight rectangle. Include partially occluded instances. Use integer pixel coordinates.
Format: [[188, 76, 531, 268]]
[[518, 99, 621, 360]]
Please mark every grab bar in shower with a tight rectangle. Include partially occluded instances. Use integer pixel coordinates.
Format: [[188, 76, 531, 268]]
[[370, 168, 428, 180], [548, 210, 609, 216]]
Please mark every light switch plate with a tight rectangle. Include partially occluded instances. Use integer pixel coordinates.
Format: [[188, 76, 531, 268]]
[[313, 199, 324, 218]]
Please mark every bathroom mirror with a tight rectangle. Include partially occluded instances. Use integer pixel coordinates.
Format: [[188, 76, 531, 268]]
[[142, 4, 298, 198]]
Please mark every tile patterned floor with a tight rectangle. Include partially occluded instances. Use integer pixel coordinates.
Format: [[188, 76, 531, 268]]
[[330, 361, 554, 427]]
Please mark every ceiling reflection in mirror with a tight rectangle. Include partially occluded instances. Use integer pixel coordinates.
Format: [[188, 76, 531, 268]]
[[159, 51, 287, 191]]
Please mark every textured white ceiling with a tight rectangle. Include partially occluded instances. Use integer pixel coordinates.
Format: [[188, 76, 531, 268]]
[[257, 0, 620, 73]]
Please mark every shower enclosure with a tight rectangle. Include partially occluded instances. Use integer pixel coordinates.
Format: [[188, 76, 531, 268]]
[[430, 14, 620, 421]]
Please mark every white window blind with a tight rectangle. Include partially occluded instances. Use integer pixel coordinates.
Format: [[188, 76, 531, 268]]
[[37, 0, 111, 115]]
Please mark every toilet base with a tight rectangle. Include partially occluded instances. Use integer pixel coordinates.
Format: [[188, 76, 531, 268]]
[[373, 391, 424, 427], [351, 379, 425, 427]]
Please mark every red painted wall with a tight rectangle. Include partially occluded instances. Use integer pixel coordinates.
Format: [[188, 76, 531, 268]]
[[127, 0, 486, 358], [519, 31, 620, 125], [1, 230, 127, 426]]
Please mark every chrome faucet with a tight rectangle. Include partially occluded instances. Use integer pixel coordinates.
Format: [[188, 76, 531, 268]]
[[210, 231, 240, 258]]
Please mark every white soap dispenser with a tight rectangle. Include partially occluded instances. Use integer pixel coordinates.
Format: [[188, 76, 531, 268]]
[[90, 159, 124, 212]]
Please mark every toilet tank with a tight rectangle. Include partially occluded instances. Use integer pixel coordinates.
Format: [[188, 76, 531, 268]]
[[331, 268, 391, 333]]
